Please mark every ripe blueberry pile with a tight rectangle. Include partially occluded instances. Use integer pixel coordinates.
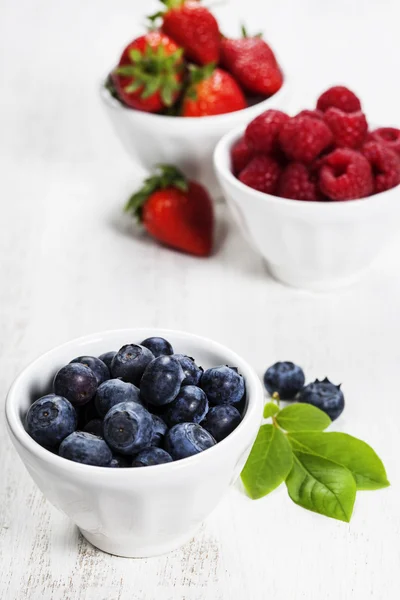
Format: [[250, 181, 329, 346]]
[[25, 338, 245, 467], [233, 86, 400, 201]]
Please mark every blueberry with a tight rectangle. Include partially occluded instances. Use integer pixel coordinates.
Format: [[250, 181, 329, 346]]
[[164, 385, 208, 427], [164, 423, 216, 460], [83, 418, 104, 437], [111, 344, 154, 385], [202, 405, 241, 442], [110, 454, 132, 468], [298, 378, 344, 421], [201, 366, 245, 407], [59, 431, 112, 466], [140, 356, 185, 406], [70, 356, 110, 386], [54, 363, 98, 407], [95, 378, 141, 417], [173, 354, 203, 386], [141, 337, 173, 358], [132, 447, 173, 467], [98, 351, 117, 371], [263, 362, 305, 400], [25, 394, 77, 447], [103, 401, 154, 455], [151, 414, 168, 447], [77, 398, 99, 428]]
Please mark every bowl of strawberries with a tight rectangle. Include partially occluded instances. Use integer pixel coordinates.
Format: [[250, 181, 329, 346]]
[[100, 0, 288, 198], [214, 86, 400, 290]]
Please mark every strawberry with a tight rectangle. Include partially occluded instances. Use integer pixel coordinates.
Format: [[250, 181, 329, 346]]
[[181, 64, 247, 117], [125, 165, 214, 256], [112, 32, 184, 112], [158, 0, 220, 65], [220, 27, 283, 96]]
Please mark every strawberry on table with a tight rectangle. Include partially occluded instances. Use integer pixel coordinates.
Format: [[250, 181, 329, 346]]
[[125, 165, 214, 257], [181, 64, 247, 117], [112, 31, 184, 112]]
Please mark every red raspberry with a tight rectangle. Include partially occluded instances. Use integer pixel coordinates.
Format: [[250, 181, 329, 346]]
[[231, 137, 254, 175], [245, 110, 289, 154], [279, 116, 333, 163], [362, 141, 400, 193], [368, 128, 400, 156], [296, 109, 324, 120], [324, 108, 368, 149], [239, 155, 281, 194], [317, 86, 361, 113], [278, 163, 320, 201], [319, 148, 373, 200]]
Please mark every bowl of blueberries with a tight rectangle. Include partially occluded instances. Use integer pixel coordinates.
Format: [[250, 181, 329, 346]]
[[5, 328, 263, 557]]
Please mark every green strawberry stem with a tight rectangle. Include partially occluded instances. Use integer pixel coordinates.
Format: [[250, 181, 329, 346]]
[[241, 24, 263, 38], [184, 62, 216, 101]]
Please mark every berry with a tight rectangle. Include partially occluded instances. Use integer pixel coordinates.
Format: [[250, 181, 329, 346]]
[[173, 354, 203, 386], [110, 454, 132, 468], [317, 86, 361, 113], [83, 419, 104, 437], [296, 109, 323, 120], [98, 351, 117, 371], [111, 344, 154, 385], [263, 362, 305, 400], [132, 447, 173, 467], [231, 137, 254, 175], [324, 108, 367, 149], [140, 355, 185, 406], [245, 110, 289, 154], [95, 379, 141, 418], [279, 116, 333, 163], [54, 363, 98, 407], [151, 415, 168, 447], [201, 366, 245, 407], [298, 378, 344, 421], [239, 155, 281, 194], [278, 162, 320, 201], [59, 431, 112, 467], [140, 337, 174, 358], [25, 394, 77, 448], [164, 423, 216, 460], [164, 385, 208, 426], [362, 141, 400, 193], [201, 405, 241, 442], [103, 401, 154, 455], [368, 128, 400, 156], [70, 356, 109, 386], [319, 148, 373, 201]]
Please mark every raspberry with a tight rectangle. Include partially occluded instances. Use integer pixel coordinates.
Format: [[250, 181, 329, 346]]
[[279, 116, 333, 163], [362, 141, 400, 193], [319, 148, 373, 201], [239, 155, 281, 194], [324, 108, 368, 149], [245, 110, 289, 154], [231, 137, 254, 175], [296, 109, 324, 120], [278, 163, 320, 201], [317, 86, 361, 113], [368, 128, 400, 156]]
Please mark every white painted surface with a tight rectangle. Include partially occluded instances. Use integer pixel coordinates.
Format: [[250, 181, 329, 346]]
[[0, 0, 399, 598]]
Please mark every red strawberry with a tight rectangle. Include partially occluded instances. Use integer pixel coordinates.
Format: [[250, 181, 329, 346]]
[[125, 165, 214, 256], [324, 108, 368, 149], [112, 32, 184, 112], [245, 109, 289, 154], [368, 128, 400, 156], [220, 28, 283, 96], [278, 163, 321, 201], [317, 86, 361, 113], [159, 0, 220, 65], [181, 64, 246, 117], [231, 137, 255, 174], [319, 148, 373, 200], [362, 141, 400, 193], [279, 116, 333, 163], [238, 155, 281, 194]]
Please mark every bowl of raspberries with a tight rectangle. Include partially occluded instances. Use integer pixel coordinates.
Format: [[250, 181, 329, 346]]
[[100, 0, 288, 198], [6, 329, 263, 557], [214, 86, 400, 290]]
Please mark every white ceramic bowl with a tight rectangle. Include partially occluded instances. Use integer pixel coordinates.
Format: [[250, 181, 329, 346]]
[[100, 76, 289, 199], [214, 126, 400, 291], [6, 328, 263, 558]]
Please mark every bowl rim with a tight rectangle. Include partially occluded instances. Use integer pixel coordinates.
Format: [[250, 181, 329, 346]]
[[214, 124, 399, 210], [6, 328, 264, 478]]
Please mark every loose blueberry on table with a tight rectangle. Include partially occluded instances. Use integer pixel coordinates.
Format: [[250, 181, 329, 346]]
[[25, 336, 245, 467]]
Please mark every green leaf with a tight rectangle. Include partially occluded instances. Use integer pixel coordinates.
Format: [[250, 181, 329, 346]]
[[263, 402, 279, 418], [288, 432, 390, 491], [276, 403, 331, 432], [286, 452, 356, 522], [241, 424, 293, 500]]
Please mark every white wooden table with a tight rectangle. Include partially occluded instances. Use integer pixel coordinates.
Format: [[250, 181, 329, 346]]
[[1, 1, 400, 598]]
